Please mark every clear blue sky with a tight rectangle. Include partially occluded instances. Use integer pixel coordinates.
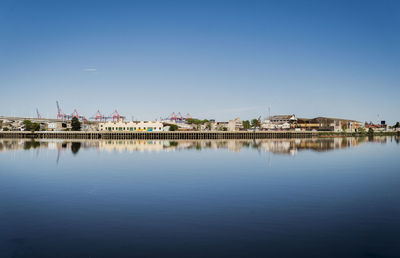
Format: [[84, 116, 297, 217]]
[[0, 0, 399, 123]]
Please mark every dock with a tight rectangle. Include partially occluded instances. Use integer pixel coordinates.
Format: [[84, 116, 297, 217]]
[[0, 131, 318, 140]]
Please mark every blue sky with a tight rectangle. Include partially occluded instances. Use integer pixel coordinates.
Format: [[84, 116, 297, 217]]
[[0, 0, 399, 123]]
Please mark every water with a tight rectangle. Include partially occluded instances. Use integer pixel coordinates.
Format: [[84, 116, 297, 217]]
[[0, 137, 399, 258]]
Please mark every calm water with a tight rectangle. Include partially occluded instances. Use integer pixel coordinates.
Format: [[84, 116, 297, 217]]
[[0, 137, 399, 258]]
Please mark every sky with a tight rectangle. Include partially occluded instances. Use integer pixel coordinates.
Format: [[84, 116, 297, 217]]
[[0, 0, 399, 123]]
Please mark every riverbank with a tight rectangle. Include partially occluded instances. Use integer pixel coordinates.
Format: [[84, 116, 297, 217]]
[[0, 131, 398, 140]]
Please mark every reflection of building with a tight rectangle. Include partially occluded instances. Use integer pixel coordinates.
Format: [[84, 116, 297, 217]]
[[99, 121, 163, 132], [99, 140, 164, 152], [0, 136, 397, 155]]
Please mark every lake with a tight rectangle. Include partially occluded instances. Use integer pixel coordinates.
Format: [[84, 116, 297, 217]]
[[0, 137, 399, 257]]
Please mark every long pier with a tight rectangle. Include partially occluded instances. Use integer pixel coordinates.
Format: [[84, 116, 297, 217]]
[[0, 131, 317, 140]]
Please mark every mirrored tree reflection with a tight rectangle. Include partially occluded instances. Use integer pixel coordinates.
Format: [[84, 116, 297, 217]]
[[71, 142, 82, 155], [23, 140, 40, 150], [0, 136, 397, 156]]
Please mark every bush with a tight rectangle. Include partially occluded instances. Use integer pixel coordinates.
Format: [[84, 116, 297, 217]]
[[169, 124, 178, 131]]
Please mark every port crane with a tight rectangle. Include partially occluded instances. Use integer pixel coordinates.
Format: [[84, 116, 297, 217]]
[[90, 110, 106, 121], [111, 110, 125, 122], [36, 108, 41, 119], [56, 101, 67, 120], [167, 112, 192, 122]]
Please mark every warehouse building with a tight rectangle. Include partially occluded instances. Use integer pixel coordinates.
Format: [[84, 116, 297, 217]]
[[99, 121, 163, 132]]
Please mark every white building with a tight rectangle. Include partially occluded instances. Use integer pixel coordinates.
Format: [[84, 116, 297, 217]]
[[228, 118, 243, 131], [99, 121, 163, 132], [262, 115, 297, 130]]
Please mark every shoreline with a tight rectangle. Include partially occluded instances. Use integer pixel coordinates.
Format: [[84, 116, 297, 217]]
[[0, 131, 398, 140]]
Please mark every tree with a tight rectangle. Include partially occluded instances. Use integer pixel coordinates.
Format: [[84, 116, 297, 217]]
[[23, 120, 40, 132], [169, 124, 178, 131], [2, 127, 9, 131], [71, 117, 81, 131], [32, 123, 40, 132], [251, 119, 261, 128], [242, 120, 251, 130], [358, 127, 366, 134], [368, 128, 374, 135], [394, 122, 400, 128], [23, 120, 33, 131], [187, 118, 209, 125]]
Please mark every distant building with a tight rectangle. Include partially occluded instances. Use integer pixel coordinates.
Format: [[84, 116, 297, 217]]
[[262, 115, 361, 132], [364, 121, 387, 131], [270, 114, 297, 124], [216, 122, 228, 131], [309, 117, 361, 132], [228, 118, 243, 131], [47, 122, 69, 131], [99, 121, 163, 132], [262, 115, 297, 130], [295, 118, 320, 131]]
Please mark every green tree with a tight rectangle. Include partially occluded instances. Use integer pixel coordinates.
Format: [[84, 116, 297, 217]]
[[23, 120, 40, 132], [169, 124, 178, 131], [394, 122, 400, 128], [2, 127, 9, 131], [187, 118, 209, 125], [251, 119, 261, 128], [71, 117, 81, 131], [31, 123, 40, 132], [368, 127, 374, 135], [242, 120, 251, 130], [358, 127, 366, 134], [23, 120, 32, 131]]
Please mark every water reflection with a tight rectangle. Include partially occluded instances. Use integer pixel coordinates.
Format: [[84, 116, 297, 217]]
[[70, 142, 81, 155], [1, 136, 399, 258], [0, 136, 397, 155]]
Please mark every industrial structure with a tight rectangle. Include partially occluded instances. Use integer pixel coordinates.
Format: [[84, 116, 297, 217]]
[[165, 112, 192, 122]]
